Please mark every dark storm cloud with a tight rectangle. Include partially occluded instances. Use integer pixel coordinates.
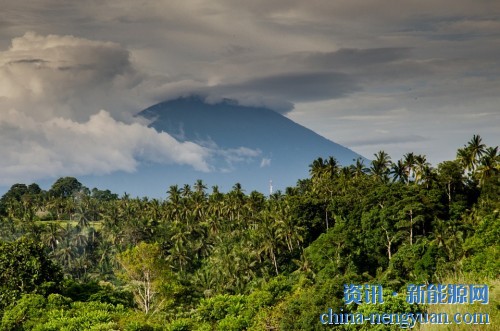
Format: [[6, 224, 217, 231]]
[[169, 71, 362, 113], [7, 58, 48, 65], [227, 71, 361, 103]]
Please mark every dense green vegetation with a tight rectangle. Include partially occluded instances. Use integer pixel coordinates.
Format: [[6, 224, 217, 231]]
[[0, 135, 498, 330]]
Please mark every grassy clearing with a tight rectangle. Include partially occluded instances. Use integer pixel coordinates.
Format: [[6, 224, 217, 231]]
[[418, 274, 499, 330], [36, 219, 102, 230]]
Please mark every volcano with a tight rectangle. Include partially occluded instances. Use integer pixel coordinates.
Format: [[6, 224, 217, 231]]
[[75, 97, 365, 197]]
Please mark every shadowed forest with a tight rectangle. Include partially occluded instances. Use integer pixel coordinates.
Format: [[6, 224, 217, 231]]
[[0, 135, 498, 330]]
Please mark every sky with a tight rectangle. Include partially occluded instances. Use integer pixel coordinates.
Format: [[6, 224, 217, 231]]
[[1, 1, 499, 189]]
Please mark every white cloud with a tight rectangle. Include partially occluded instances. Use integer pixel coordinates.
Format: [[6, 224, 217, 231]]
[[0, 109, 211, 185], [0, 33, 208, 185], [260, 158, 271, 168], [196, 140, 262, 170]]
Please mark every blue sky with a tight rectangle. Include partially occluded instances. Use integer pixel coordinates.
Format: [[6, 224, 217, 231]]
[[0, 1, 499, 187]]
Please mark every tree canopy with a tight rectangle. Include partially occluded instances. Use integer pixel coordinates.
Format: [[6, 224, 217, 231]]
[[0, 135, 498, 330]]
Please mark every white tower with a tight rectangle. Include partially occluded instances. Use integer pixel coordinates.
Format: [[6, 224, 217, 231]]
[[269, 179, 273, 195]]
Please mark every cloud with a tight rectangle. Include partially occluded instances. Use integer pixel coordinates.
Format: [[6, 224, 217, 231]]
[[0, 33, 419, 118], [140, 67, 363, 113], [260, 158, 271, 168], [194, 139, 262, 171], [290, 48, 412, 69], [224, 72, 360, 103], [218, 146, 261, 165], [0, 32, 264, 186], [138, 47, 415, 113], [1, 1, 499, 172], [184, 71, 361, 114], [0, 109, 212, 185], [342, 134, 428, 147], [0, 32, 144, 122]]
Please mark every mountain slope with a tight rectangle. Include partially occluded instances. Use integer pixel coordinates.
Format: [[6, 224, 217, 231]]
[[139, 97, 358, 163], [130, 96, 365, 195]]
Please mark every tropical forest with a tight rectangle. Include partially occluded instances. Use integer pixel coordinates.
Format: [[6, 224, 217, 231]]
[[0, 135, 498, 330]]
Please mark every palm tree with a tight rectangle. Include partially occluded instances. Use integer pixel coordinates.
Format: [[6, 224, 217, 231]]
[[273, 201, 304, 252], [42, 222, 64, 252], [20, 195, 36, 222], [457, 135, 486, 174], [74, 205, 90, 228], [5, 199, 22, 221], [309, 157, 326, 179], [351, 158, 369, 178], [191, 193, 206, 222], [258, 210, 280, 276], [168, 230, 191, 272], [71, 231, 88, 251], [414, 154, 430, 184], [224, 183, 246, 223], [420, 164, 436, 189], [337, 166, 352, 180], [391, 159, 407, 183], [467, 134, 486, 169], [456, 147, 473, 173], [101, 201, 121, 244], [47, 197, 67, 220], [325, 156, 339, 179], [167, 185, 181, 204], [180, 184, 192, 198], [166, 185, 182, 225], [96, 240, 116, 275], [191, 268, 216, 297], [370, 151, 392, 182], [56, 238, 77, 270], [146, 198, 163, 223], [430, 218, 464, 262], [194, 179, 207, 196], [476, 146, 499, 186], [231, 183, 244, 196], [403, 152, 416, 184]]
